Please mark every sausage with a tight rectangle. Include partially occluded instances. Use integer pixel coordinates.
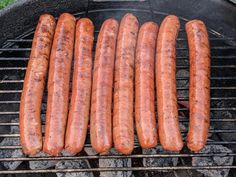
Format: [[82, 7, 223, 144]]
[[156, 15, 183, 152], [135, 22, 158, 149], [113, 13, 139, 155], [19, 14, 56, 155], [43, 13, 76, 156], [90, 19, 119, 153], [186, 20, 210, 152], [65, 18, 94, 154]]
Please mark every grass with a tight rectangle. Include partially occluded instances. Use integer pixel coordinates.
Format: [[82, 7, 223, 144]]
[[0, 0, 15, 9]]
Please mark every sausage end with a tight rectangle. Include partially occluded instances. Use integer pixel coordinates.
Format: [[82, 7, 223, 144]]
[[115, 143, 134, 155], [92, 144, 112, 154], [187, 139, 206, 152], [140, 141, 158, 149], [64, 144, 83, 155], [161, 142, 184, 152], [39, 14, 55, 22], [21, 144, 42, 156], [43, 145, 63, 156], [186, 19, 206, 29]]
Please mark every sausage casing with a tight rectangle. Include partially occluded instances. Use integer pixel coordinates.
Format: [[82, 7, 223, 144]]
[[90, 19, 119, 153], [113, 13, 139, 154], [43, 13, 76, 156], [135, 22, 158, 149], [186, 20, 210, 152], [156, 15, 183, 152], [65, 18, 94, 154], [19, 14, 56, 155]]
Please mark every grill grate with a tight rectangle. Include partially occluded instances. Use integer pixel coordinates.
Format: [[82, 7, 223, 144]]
[[0, 5, 236, 176]]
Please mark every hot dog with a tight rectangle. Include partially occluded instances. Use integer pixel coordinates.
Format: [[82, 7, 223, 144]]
[[113, 13, 139, 154], [156, 15, 183, 152], [186, 20, 210, 152], [19, 14, 56, 155], [65, 18, 94, 154], [135, 22, 158, 149], [90, 19, 119, 153], [43, 13, 76, 156]]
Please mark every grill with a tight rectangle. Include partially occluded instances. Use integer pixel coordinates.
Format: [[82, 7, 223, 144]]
[[0, 0, 236, 176]]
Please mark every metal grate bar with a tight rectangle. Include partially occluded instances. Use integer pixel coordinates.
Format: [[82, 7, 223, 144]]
[[1, 97, 235, 104], [1, 129, 236, 138], [177, 65, 236, 69], [0, 80, 24, 83], [178, 97, 236, 101], [177, 77, 236, 80], [177, 87, 236, 90], [0, 118, 236, 127], [178, 107, 236, 111], [1, 153, 236, 161], [0, 90, 22, 93], [6, 39, 33, 42], [0, 57, 29, 61], [2, 89, 236, 94], [1, 46, 235, 52], [176, 56, 236, 59], [0, 122, 19, 126], [1, 141, 236, 150], [0, 77, 236, 84], [5, 37, 234, 43], [1, 166, 236, 174], [0, 67, 26, 71], [0, 48, 31, 51], [0, 56, 235, 61], [1, 65, 236, 71], [1, 107, 235, 115], [0, 101, 21, 104]]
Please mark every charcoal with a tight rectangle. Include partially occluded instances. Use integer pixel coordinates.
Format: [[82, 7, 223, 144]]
[[56, 159, 93, 177], [173, 170, 205, 177], [99, 148, 132, 177], [179, 122, 188, 132], [176, 69, 189, 97], [192, 145, 233, 177], [41, 112, 46, 123], [61, 150, 76, 156], [0, 118, 18, 138], [143, 146, 178, 173], [84, 147, 97, 156], [0, 119, 24, 170], [213, 100, 236, 144], [0, 138, 24, 170], [29, 152, 57, 170], [10, 119, 19, 133]]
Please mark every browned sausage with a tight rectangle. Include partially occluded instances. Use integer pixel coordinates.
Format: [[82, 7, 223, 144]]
[[113, 13, 139, 155], [186, 20, 210, 152], [156, 15, 183, 152], [65, 18, 94, 154], [19, 14, 56, 155], [43, 13, 76, 156], [90, 19, 119, 153], [135, 22, 158, 149]]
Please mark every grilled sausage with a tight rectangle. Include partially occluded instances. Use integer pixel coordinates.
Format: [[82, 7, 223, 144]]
[[186, 20, 210, 152], [135, 22, 158, 149], [65, 18, 94, 154], [90, 19, 119, 153], [113, 13, 139, 154], [19, 14, 56, 155], [43, 13, 76, 156], [156, 15, 183, 152]]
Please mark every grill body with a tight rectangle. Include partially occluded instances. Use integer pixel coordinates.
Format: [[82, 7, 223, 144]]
[[0, 0, 236, 176]]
